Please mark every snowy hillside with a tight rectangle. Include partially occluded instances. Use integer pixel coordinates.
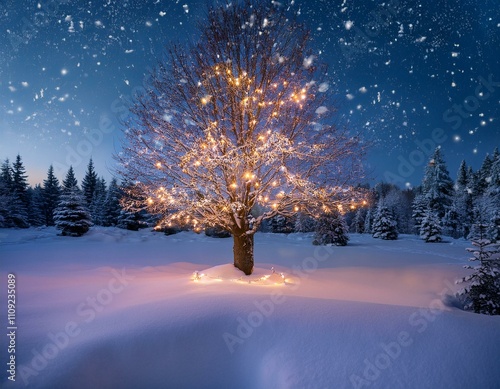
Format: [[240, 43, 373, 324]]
[[1, 228, 500, 389]]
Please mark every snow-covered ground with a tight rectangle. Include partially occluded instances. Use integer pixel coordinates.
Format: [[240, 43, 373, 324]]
[[1, 227, 499, 389]]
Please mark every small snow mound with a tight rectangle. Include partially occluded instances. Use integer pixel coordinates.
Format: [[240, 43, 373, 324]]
[[193, 264, 286, 285]]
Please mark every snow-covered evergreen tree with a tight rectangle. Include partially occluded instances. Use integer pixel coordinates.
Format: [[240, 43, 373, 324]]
[[294, 212, 317, 233], [420, 208, 442, 242], [81, 158, 98, 206], [422, 148, 454, 218], [456, 160, 469, 192], [0, 160, 14, 228], [12, 155, 30, 210], [54, 167, 92, 237], [28, 185, 45, 227], [351, 208, 365, 233], [450, 160, 474, 238], [364, 209, 373, 234], [116, 209, 147, 231], [487, 148, 500, 197], [467, 200, 491, 242], [271, 215, 295, 234], [372, 205, 398, 240], [312, 210, 349, 246], [62, 167, 78, 194], [456, 222, 500, 315], [102, 178, 122, 226], [412, 194, 428, 234], [90, 177, 107, 226], [489, 210, 500, 243], [42, 165, 61, 226], [473, 154, 493, 197], [443, 207, 461, 239], [9, 155, 30, 228], [205, 226, 231, 238]]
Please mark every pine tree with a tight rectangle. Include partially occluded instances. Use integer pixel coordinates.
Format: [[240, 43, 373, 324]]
[[312, 210, 349, 246], [0, 160, 13, 228], [450, 160, 474, 238], [489, 210, 500, 243], [422, 148, 454, 218], [42, 165, 61, 226], [474, 154, 493, 196], [10, 155, 30, 228], [420, 208, 442, 242], [456, 223, 500, 315], [90, 177, 107, 226], [294, 212, 317, 233], [456, 160, 468, 192], [28, 185, 45, 227], [102, 178, 122, 226], [116, 209, 147, 231], [443, 207, 461, 239], [54, 168, 92, 236], [488, 148, 500, 195], [364, 209, 373, 234], [372, 205, 398, 240], [351, 208, 365, 233], [81, 158, 98, 206], [467, 201, 491, 242], [62, 167, 78, 194], [12, 155, 29, 210], [412, 194, 428, 234], [271, 215, 295, 233]]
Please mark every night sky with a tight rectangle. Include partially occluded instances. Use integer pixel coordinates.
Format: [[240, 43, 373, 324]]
[[1, 0, 499, 188]]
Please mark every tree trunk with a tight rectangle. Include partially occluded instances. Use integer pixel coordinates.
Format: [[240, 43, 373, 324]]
[[233, 233, 254, 275]]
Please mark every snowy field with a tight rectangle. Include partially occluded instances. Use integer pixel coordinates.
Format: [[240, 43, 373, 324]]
[[1, 227, 500, 389]]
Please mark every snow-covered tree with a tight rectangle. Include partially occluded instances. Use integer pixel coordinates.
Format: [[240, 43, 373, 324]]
[[351, 208, 365, 233], [443, 207, 461, 239], [81, 158, 98, 206], [102, 178, 122, 226], [294, 212, 317, 233], [488, 148, 500, 196], [0, 159, 14, 228], [364, 209, 373, 234], [28, 185, 45, 227], [10, 155, 30, 228], [54, 167, 92, 237], [116, 209, 147, 231], [489, 210, 500, 243], [449, 160, 474, 238], [372, 205, 398, 240], [313, 210, 349, 246], [117, 2, 367, 274], [90, 177, 107, 226], [420, 208, 442, 243], [271, 215, 295, 234], [412, 194, 428, 234], [12, 155, 30, 210], [473, 154, 493, 197], [467, 200, 491, 242], [422, 148, 454, 218], [456, 160, 469, 192], [42, 165, 61, 226], [456, 223, 500, 315], [205, 226, 231, 238], [62, 167, 78, 194]]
